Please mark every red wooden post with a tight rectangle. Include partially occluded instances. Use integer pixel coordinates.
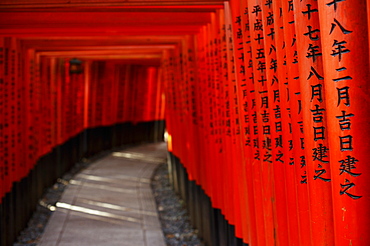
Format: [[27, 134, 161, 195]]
[[294, 0, 335, 244], [317, 0, 370, 244], [260, 1, 291, 245], [247, 0, 276, 244], [0, 37, 5, 200], [230, 0, 255, 242], [224, 2, 244, 238]]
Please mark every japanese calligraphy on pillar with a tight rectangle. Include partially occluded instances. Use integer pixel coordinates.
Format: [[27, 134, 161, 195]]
[[248, 1, 271, 164], [294, 0, 335, 244], [262, 0, 283, 168], [241, 4, 260, 167], [317, 0, 370, 244], [247, 0, 276, 244], [279, 1, 302, 244], [237, 1, 259, 244]]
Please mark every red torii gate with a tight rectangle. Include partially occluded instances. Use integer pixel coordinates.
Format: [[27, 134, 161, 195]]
[[1, 0, 370, 245]]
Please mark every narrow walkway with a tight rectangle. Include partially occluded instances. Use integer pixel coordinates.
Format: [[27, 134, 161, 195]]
[[38, 143, 167, 246]]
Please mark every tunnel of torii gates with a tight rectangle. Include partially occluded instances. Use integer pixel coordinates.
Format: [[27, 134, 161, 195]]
[[0, 0, 370, 245]]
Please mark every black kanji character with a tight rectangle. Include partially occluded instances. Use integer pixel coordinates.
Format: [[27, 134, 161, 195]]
[[254, 149, 260, 160], [270, 58, 277, 72], [252, 5, 262, 16], [273, 89, 280, 102], [312, 143, 329, 163], [275, 135, 283, 148], [330, 18, 352, 35], [253, 138, 259, 148], [265, 0, 272, 8], [333, 67, 352, 82], [267, 28, 275, 40], [258, 76, 267, 87], [314, 169, 331, 182], [311, 84, 323, 102], [263, 137, 272, 149], [288, 0, 294, 11], [339, 155, 361, 177], [255, 33, 264, 44], [306, 44, 322, 62], [261, 95, 268, 108], [276, 150, 284, 162], [264, 153, 272, 163], [273, 105, 281, 118], [310, 104, 325, 123], [256, 48, 265, 59], [313, 126, 325, 141], [267, 12, 274, 25], [302, 4, 318, 20], [269, 44, 276, 55], [335, 110, 354, 130], [340, 135, 353, 151], [304, 26, 320, 41], [271, 75, 278, 85], [261, 110, 269, 122], [301, 175, 307, 184], [257, 61, 266, 73], [263, 125, 271, 135], [337, 86, 350, 106], [235, 16, 242, 25], [237, 28, 243, 39], [240, 65, 245, 75], [275, 122, 282, 132], [254, 19, 263, 31], [293, 50, 298, 64], [331, 40, 350, 62], [289, 140, 293, 150], [326, 0, 345, 12], [340, 179, 362, 199]]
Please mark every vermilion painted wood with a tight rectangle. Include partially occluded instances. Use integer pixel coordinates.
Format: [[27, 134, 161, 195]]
[[3, 38, 12, 189], [279, 1, 302, 245], [202, 24, 214, 199], [0, 0, 224, 7], [218, 7, 232, 223], [4, 38, 17, 185], [247, 0, 278, 244], [224, 2, 244, 238], [260, 1, 291, 245], [230, 0, 253, 242], [238, 0, 260, 244], [271, 0, 296, 245], [0, 37, 5, 199], [209, 11, 225, 211], [201, 21, 214, 205], [294, 0, 335, 245], [0, 12, 212, 29], [317, 0, 370, 245], [182, 36, 198, 190]]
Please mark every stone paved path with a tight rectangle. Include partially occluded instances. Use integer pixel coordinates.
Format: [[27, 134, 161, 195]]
[[38, 143, 167, 246]]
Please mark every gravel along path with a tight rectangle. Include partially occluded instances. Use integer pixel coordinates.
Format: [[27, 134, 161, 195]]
[[151, 163, 204, 246]]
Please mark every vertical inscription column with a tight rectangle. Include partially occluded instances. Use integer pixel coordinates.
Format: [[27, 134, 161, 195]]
[[247, 0, 275, 244], [317, 0, 370, 244], [239, 1, 258, 244], [280, 1, 301, 245], [294, 0, 335, 245], [271, 1, 293, 244], [230, 0, 251, 240]]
